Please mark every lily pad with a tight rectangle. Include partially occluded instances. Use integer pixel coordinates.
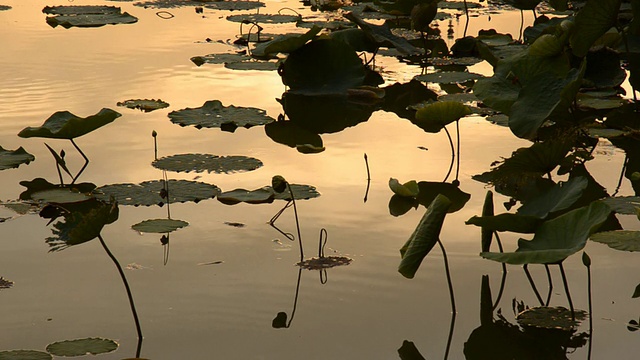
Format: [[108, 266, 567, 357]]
[[517, 306, 587, 331], [117, 99, 169, 112], [95, 179, 221, 206], [43, 6, 137, 28], [217, 188, 275, 205], [224, 61, 279, 71], [590, 230, 640, 252], [0, 6, 11, 11], [297, 256, 352, 269], [46, 338, 118, 357], [414, 71, 484, 84], [269, 184, 320, 201], [191, 53, 251, 66], [132, 218, 189, 233], [204, 1, 265, 11], [168, 100, 275, 132], [226, 13, 300, 24], [576, 94, 628, 110], [0, 277, 14, 289], [600, 196, 640, 215], [18, 108, 121, 139], [31, 188, 94, 204], [152, 153, 263, 174], [19, 178, 97, 201], [42, 5, 121, 15], [0, 350, 52, 360], [0, 146, 35, 170]]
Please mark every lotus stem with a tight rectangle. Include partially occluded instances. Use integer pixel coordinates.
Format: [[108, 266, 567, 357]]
[[287, 183, 304, 262], [455, 120, 460, 182], [269, 201, 296, 241], [70, 139, 89, 185], [442, 126, 455, 183], [444, 311, 457, 360], [318, 228, 327, 258], [523, 264, 544, 306], [518, 10, 524, 42], [320, 268, 328, 284], [437, 239, 456, 314], [491, 232, 508, 311], [545, 264, 553, 306], [613, 155, 628, 197], [364, 153, 371, 202], [97, 234, 143, 341], [559, 262, 576, 321], [585, 253, 593, 360], [462, 0, 469, 37], [286, 268, 303, 328]]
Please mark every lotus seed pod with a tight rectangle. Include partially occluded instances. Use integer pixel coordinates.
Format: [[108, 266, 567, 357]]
[[272, 175, 287, 193]]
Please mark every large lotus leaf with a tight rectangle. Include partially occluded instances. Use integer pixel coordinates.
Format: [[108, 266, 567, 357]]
[[600, 196, 640, 215], [280, 39, 366, 95], [414, 101, 472, 133], [577, 94, 628, 110], [95, 180, 221, 206], [46, 338, 118, 357], [343, 12, 421, 56], [226, 13, 300, 24], [152, 153, 262, 174], [328, 28, 379, 52], [191, 53, 251, 66], [416, 181, 470, 213], [414, 71, 484, 85], [132, 218, 189, 233], [0, 146, 34, 170], [264, 120, 324, 151], [466, 213, 543, 233], [590, 230, 640, 252], [117, 99, 169, 112], [583, 47, 626, 89], [45, 199, 119, 252], [252, 26, 322, 57], [168, 100, 274, 132], [388, 194, 419, 216], [217, 188, 275, 205], [517, 176, 588, 218], [19, 178, 97, 201], [18, 108, 121, 139], [380, 80, 438, 121], [0, 350, 52, 360], [399, 194, 452, 279], [481, 201, 611, 264], [570, 0, 622, 57], [44, 7, 137, 28]]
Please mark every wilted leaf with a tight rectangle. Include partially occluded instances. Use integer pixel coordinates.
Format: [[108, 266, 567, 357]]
[[344, 12, 421, 56], [131, 218, 189, 233], [168, 100, 274, 132], [46, 338, 118, 357], [152, 153, 262, 174], [18, 108, 121, 139], [95, 180, 220, 206], [0, 146, 35, 170]]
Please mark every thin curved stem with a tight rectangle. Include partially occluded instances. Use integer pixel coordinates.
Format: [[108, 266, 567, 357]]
[[523, 264, 544, 306], [70, 139, 89, 185], [287, 183, 304, 262], [586, 259, 593, 360], [613, 155, 628, 197], [455, 120, 460, 181], [442, 126, 455, 183], [286, 268, 303, 328], [437, 239, 456, 314], [444, 311, 457, 360], [491, 232, 508, 311]]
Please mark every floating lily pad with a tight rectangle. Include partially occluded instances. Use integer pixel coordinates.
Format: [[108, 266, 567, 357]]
[[226, 13, 300, 24], [217, 188, 275, 205], [587, 128, 627, 138], [269, 184, 320, 201], [46, 338, 118, 357], [297, 256, 352, 269], [0, 277, 13, 289], [429, 57, 483, 67], [590, 230, 640, 252], [577, 94, 628, 110], [18, 108, 121, 139], [600, 196, 640, 215], [132, 218, 189, 233], [224, 61, 279, 71], [191, 53, 251, 66], [0, 5, 11, 11], [0, 350, 52, 360], [95, 180, 221, 206], [19, 178, 97, 201], [0, 146, 34, 170], [43, 6, 137, 28], [414, 71, 484, 84], [517, 306, 587, 331], [117, 99, 169, 112], [204, 1, 265, 11], [485, 114, 509, 126], [152, 153, 263, 174], [31, 188, 94, 204], [168, 100, 275, 132]]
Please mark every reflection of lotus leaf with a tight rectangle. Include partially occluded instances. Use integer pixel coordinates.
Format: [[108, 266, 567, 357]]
[[0, 350, 52, 360], [18, 108, 121, 139], [429, 57, 483, 66], [517, 307, 587, 331], [132, 218, 189, 233], [226, 13, 300, 24], [414, 71, 484, 84], [590, 230, 640, 252], [0, 146, 34, 170], [46, 338, 118, 357], [389, 178, 419, 197], [43, 6, 138, 28], [217, 188, 275, 205], [117, 99, 169, 112], [264, 120, 324, 150], [95, 180, 221, 206], [438, 0, 482, 9], [0, 276, 14, 289], [42, 5, 121, 15], [152, 153, 263, 174], [600, 196, 640, 215], [297, 256, 352, 269], [168, 100, 275, 132]]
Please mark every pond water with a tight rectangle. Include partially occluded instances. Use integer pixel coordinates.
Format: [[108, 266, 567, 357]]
[[1, 0, 639, 359]]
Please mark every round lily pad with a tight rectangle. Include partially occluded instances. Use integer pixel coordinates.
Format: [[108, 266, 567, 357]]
[[191, 53, 251, 66], [204, 1, 265, 11], [46, 338, 118, 357], [168, 100, 275, 132], [516, 306, 587, 331], [0, 146, 35, 170], [217, 188, 275, 205], [95, 180, 221, 206], [117, 99, 169, 112], [428, 57, 484, 66], [414, 71, 484, 84], [43, 6, 138, 28], [226, 13, 301, 24], [269, 184, 320, 200], [132, 218, 189, 233], [31, 188, 93, 204], [0, 350, 52, 360], [152, 153, 263, 174], [297, 256, 352, 269]]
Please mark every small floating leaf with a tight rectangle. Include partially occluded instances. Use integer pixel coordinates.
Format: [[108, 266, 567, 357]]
[[226, 13, 300, 24], [19, 178, 97, 201], [204, 1, 265, 11], [43, 6, 137, 28], [46, 338, 118, 357], [152, 154, 263, 174], [224, 61, 279, 71], [132, 219, 189, 233], [590, 231, 640, 252], [0, 5, 11, 11], [297, 256, 352, 269], [18, 108, 121, 139], [0, 146, 35, 170], [389, 178, 419, 197], [270, 184, 320, 200], [0, 350, 52, 360], [414, 71, 484, 84], [168, 100, 274, 132], [517, 306, 586, 331], [117, 99, 169, 112], [191, 53, 251, 66], [95, 180, 220, 206], [217, 188, 275, 205]]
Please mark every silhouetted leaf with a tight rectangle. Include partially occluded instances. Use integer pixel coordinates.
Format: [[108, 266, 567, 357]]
[[344, 12, 421, 55], [217, 188, 275, 205], [466, 213, 543, 233], [264, 120, 324, 151], [95, 180, 220, 206], [18, 108, 121, 139], [414, 101, 472, 133], [0, 5, 11, 11], [224, 61, 278, 71], [0, 350, 52, 360], [414, 71, 484, 84], [633, 284, 640, 298], [297, 256, 352, 269], [46, 338, 118, 357], [600, 196, 640, 215], [271, 184, 320, 200], [0, 146, 34, 170], [416, 181, 470, 213], [19, 178, 97, 201], [590, 230, 640, 252], [517, 176, 588, 218], [152, 153, 262, 174], [169, 100, 274, 132], [31, 188, 93, 204], [117, 99, 169, 112], [191, 53, 251, 66], [570, 0, 622, 57], [0, 276, 14, 289], [252, 26, 321, 57], [397, 340, 426, 360], [132, 219, 189, 233], [481, 191, 494, 252]]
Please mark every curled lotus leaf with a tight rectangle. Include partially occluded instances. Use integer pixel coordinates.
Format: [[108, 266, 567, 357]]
[[517, 306, 587, 331], [297, 256, 353, 269], [46, 338, 118, 357], [414, 101, 472, 133], [389, 178, 419, 197], [131, 218, 189, 233], [590, 230, 640, 252], [0, 276, 14, 289], [117, 99, 169, 112], [0, 146, 35, 170], [152, 153, 263, 174], [0, 350, 52, 360], [168, 100, 275, 132], [217, 188, 275, 205], [226, 13, 300, 24], [18, 108, 121, 139], [43, 6, 137, 28], [95, 179, 221, 206], [414, 71, 484, 84]]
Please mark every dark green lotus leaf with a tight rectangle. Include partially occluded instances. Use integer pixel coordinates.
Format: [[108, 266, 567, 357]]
[[517, 176, 588, 218], [477, 31, 514, 47], [517, 306, 586, 331], [43, 6, 137, 28], [486, 114, 509, 126], [191, 53, 251, 66], [19, 178, 97, 201], [389, 178, 419, 197], [264, 120, 324, 150], [590, 230, 640, 252], [217, 188, 275, 205], [466, 213, 543, 233], [42, 5, 121, 15], [584, 47, 626, 89], [268, 184, 320, 201], [344, 12, 421, 56], [397, 340, 425, 360], [328, 28, 378, 53], [0, 350, 52, 360], [399, 194, 452, 279], [95, 180, 221, 206], [46, 338, 118, 357], [416, 181, 470, 213], [576, 94, 628, 110], [116, 99, 169, 112], [31, 188, 94, 204], [587, 128, 627, 138], [570, 0, 622, 57], [437, 93, 478, 104], [226, 13, 300, 24], [0, 5, 11, 11], [481, 201, 611, 264], [600, 196, 640, 215], [414, 71, 484, 85], [152, 153, 262, 174], [45, 199, 119, 252], [224, 61, 279, 71], [413, 101, 472, 133], [132, 218, 189, 233], [168, 100, 275, 132], [204, 1, 265, 11], [252, 26, 322, 57], [18, 108, 121, 139], [522, 16, 567, 44], [379, 80, 438, 121], [389, 194, 418, 216], [0, 146, 34, 170]]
